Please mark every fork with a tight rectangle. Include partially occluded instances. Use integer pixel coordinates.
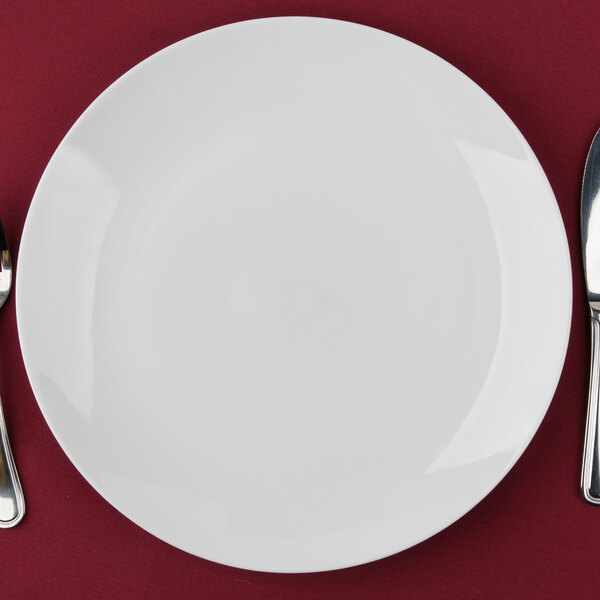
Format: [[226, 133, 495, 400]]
[[0, 219, 24, 527]]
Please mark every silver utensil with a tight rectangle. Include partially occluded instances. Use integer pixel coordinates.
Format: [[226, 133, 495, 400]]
[[581, 127, 600, 504], [0, 220, 24, 526]]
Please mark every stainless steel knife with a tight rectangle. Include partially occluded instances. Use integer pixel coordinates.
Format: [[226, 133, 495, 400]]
[[581, 127, 600, 504]]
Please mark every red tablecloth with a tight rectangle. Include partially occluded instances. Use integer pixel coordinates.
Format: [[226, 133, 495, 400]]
[[0, 1, 595, 597]]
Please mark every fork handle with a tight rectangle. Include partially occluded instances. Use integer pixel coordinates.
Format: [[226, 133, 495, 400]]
[[0, 395, 25, 526]]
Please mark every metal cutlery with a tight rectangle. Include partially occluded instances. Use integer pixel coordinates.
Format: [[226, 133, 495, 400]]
[[0, 219, 24, 526], [581, 128, 600, 504]]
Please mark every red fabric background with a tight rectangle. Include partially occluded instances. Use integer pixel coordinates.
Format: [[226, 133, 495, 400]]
[[0, 1, 596, 597]]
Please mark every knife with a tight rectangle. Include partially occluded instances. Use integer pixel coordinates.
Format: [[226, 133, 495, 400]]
[[581, 127, 600, 504]]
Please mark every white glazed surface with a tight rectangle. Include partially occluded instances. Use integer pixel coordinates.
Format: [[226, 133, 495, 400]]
[[16, 17, 571, 572]]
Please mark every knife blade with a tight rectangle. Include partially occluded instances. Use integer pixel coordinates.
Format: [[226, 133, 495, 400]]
[[581, 127, 600, 504]]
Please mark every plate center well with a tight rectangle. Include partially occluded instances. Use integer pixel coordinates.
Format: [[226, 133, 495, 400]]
[[97, 127, 502, 498]]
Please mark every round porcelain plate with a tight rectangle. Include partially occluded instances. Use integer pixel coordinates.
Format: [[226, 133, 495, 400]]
[[16, 17, 571, 572]]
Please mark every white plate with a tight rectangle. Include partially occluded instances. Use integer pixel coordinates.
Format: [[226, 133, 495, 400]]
[[16, 17, 571, 572]]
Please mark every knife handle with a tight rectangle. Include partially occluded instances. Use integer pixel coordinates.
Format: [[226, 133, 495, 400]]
[[582, 312, 600, 504], [0, 395, 25, 526]]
